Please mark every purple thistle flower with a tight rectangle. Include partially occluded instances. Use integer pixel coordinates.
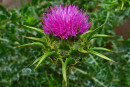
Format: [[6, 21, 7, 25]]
[[41, 5, 91, 39]]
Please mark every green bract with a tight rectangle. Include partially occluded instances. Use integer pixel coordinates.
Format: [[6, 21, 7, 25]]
[[17, 24, 115, 85]]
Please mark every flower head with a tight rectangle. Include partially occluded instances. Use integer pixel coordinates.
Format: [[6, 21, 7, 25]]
[[41, 5, 91, 39]]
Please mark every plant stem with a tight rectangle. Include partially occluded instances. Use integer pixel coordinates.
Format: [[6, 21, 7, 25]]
[[59, 58, 67, 87], [62, 78, 67, 87]]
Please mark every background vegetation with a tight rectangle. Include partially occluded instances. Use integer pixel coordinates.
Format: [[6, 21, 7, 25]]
[[0, 0, 130, 87]]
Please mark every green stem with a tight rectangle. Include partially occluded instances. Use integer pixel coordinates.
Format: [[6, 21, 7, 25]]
[[62, 78, 67, 87], [102, 11, 110, 33], [121, 1, 124, 10], [60, 58, 67, 87], [98, 11, 110, 46]]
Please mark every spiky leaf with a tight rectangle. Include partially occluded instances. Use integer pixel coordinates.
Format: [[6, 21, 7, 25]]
[[87, 23, 105, 41], [87, 50, 115, 62], [32, 56, 42, 65], [25, 37, 47, 46], [16, 42, 45, 49], [34, 51, 58, 69], [80, 30, 93, 38], [23, 25, 45, 35], [92, 34, 112, 38], [91, 47, 112, 52]]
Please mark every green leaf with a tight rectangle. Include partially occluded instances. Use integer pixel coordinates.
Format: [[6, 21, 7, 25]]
[[65, 57, 75, 66], [80, 23, 105, 44], [92, 34, 112, 38], [62, 61, 67, 86], [91, 47, 112, 52], [34, 51, 57, 69], [87, 50, 115, 62], [92, 23, 105, 33], [80, 30, 93, 38], [60, 57, 74, 86], [23, 25, 45, 35], [32, 56, 42, 65], [78, 49, 89, 54], [25, 37, 47, 45], [16, 42, 45, 49], [87, 23, 105, 41]]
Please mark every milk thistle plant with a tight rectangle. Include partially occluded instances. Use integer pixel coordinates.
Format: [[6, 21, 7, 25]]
[[18, 5, 115, 86]]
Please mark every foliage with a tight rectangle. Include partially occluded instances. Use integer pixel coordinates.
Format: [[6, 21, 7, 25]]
[[0, 0, 130, 87]]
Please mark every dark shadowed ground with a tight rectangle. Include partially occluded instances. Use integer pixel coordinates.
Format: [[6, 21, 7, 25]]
[[114, 18, 130, 39], [0, 0, 31, 9]]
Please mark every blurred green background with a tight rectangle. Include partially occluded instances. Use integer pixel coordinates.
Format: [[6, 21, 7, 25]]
[[0, 0, 130, 87]]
